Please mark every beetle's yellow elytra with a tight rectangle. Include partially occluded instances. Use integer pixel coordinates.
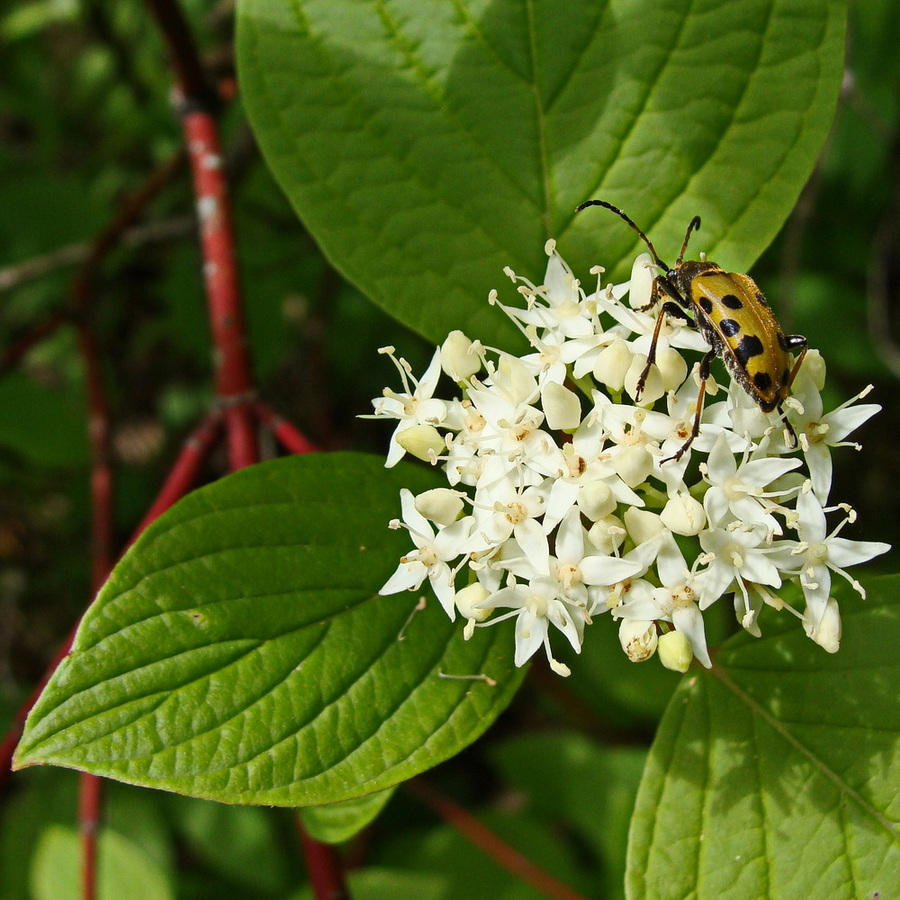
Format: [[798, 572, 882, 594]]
[[576, 200, 808, 461]]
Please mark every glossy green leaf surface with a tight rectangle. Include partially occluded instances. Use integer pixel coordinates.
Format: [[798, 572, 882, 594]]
[[627, 575, 900, 900], [14, 453, 525, 805], [238, 0, 847, 348]]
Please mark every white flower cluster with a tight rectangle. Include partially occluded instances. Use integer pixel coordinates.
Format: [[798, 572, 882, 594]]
[[371, 242, 889, 676]]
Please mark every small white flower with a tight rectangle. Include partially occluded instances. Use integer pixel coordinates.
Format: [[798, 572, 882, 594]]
[[415, 488, 465, 526], [702, 433, 801, 531], [453, 582, 492, 639], [380, 489, 476, 617], [660, 492, 706, 536], [554, 508, 644, 609], [370, 348, 448, 467], [787, 357, 881, 500], [698, 524, 782, 611], [613, 534, 712, 667], [477, 574, 584, 675], [771, 489, 890, 627], [396, 424, 445, 462]]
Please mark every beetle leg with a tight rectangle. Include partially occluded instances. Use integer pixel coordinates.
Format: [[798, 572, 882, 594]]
[[634, 274, 665, 313], [779, 335, 807, 449], [662, 348, 715, 463], [779, 404, 799, 449], [635, 297, 693, 400]]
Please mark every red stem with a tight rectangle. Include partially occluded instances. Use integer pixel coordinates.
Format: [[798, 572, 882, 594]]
[[253, 401, 320, 455], [296, 816, 351, 900], [179, 108, 259, 470], [79, 774, 103, 900], [144, 0, 259, 471], [407, 779, 592, 900], [4, 5, 340, 898], [131, 411, 223, 540], [71, 323, 112, 900]]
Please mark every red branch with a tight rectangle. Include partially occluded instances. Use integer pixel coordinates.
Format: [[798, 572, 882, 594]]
[[296, 816, 351, 900], [71, 321, 111, 900], [132, 411, 224, 538], [180, 108, 259, 469], [254, 401, 319, 455], [140, 4, 346, 894], [144, 0, 258, 472], [407, 779, 592, 900], [79, 774, 103, 900]]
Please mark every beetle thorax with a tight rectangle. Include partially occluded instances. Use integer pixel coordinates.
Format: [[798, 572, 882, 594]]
[[670, 258, 722, 297]]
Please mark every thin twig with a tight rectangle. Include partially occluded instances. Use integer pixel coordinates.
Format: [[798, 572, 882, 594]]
[[407, 779, 592, 900], [0, 216, 194, 297]]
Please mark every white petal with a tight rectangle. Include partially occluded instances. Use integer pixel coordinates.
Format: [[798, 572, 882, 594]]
[[555, 507, 586, 562], [672, 606, 712, 668], [514, 610, 546, 666], [514, 518, 551, 575], [826, 538, 891, 568], [380, 560, 426, 595], [824, 403, 880, 442], [580, 554, 643, 586]]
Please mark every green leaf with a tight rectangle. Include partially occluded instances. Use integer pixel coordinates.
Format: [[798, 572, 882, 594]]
[[30, 825, 173, 900], [237, 0, 847, 348], [14, 453, 526, 805], [300, 787, 396, 844], [627, 574, 900, 900]]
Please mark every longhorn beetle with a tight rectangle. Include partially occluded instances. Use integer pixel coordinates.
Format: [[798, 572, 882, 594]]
[[576, 200, 808, 462]]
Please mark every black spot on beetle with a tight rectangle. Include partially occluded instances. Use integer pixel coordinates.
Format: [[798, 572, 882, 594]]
[[698, 297, 713, 314], [734, 334, 765, 365], [722, 294, 743, 309], [719, 318, 741, 337], [753, 371, 772, 392]]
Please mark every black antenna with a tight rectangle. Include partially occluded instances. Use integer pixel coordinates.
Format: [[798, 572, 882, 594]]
[[575, 200, 667, 269], [677, 216, 701, 266]]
